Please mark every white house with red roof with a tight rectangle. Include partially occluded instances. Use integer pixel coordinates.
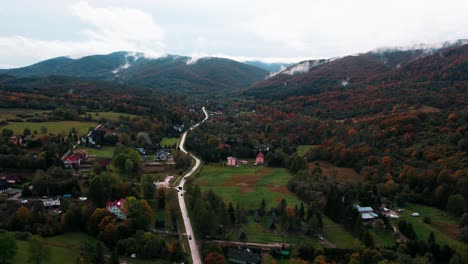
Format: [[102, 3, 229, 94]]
[[255, 152, 265, 164], [106, 198, 127, 220], [63, 155, 82, 169]]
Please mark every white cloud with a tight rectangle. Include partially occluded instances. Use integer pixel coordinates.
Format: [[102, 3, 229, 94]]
[[247, 0, 468, 58], [1, 0, 467, 68], [0, 1, 165, 67]]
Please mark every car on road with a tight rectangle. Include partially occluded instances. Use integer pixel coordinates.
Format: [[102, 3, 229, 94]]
[[180, 194, 183, 196], [21, 200, 28, 204], [188, 235, 192, 240]]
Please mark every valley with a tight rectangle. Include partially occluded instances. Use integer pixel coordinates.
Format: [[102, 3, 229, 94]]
[[0, 40, 466, 264]]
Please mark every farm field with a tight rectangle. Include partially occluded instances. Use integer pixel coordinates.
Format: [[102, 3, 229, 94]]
[[0, 108, 51, 122], [395, 203, 468, 253], [160, 137, 179, 147], [13, 232, 96, 264], [2, 121, 97, 136], [321, 216, 356, 248], [195, 164, 301, 209], [81, 111, 137, 122], [308, 161, 362, 183]]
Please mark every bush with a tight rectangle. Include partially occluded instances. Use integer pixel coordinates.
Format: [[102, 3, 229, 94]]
[[14, 231, 32, 241], [423, 216, 431, 224]]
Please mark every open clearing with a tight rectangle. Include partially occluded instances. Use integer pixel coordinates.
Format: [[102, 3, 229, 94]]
[[2, 121, 97, 136], [160, 137, 179, 147], [195, 164, 300, 210], [297, 145, 319, 157], [81, 111, 137, 122], [13, 232, 96, 264], [79, 146, 116, 158], [0, 108, 51, 123], [396, 203, 467, 254], [308, 161, 362, 183], [321, 216, 356, 248]]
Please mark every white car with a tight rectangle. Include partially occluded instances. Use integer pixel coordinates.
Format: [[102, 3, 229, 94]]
[[412, 212, 420, 217], [21, 200, 28, 204]]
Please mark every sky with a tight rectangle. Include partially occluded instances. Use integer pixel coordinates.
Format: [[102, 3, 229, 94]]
[[0, 0, 467, 68]]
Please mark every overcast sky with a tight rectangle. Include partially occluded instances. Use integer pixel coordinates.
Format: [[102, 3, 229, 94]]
[[0, 0, 467, 68]]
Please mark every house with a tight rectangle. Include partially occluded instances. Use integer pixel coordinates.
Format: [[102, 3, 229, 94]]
[[226, 248, 260, 264], [63, 155, 82, 169], [9, 136, 24, 145], [42, 198, 61, 207], [255, 153, 265, 164], [255, 144, 271, 152], [155, 149, 171, 161], [6, 175, 21, 185], [136, 147, 146, 155], [227, 157, 237, 166], [82, 135, 96, 146], [106, 198, 127, 220], [173, 125, 186, 133], [355, 205, 378, 220]]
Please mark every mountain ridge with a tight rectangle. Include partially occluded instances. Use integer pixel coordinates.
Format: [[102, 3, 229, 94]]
[[0, 52, 269, 93]]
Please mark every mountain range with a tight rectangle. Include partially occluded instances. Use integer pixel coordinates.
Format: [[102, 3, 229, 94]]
[[245, 40, 468, 98], [0, 52, 269, 94], [1, 40, 467, 96]]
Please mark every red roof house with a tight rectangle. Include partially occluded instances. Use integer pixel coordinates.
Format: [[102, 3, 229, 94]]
[[106, 198, 127, 220], [63, 155, 82, 168]]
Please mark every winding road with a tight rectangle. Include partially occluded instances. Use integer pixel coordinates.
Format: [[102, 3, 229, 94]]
[[177, 107, 209, 264]]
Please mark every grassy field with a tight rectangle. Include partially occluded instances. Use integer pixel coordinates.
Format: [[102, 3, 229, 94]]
[[82, 111, 137, 122], [230, 220, 318, 245], [395, 203, 467, 253], [12, 232, 97, 264], [0, 108, 51, 122], [321, 216, 357, 248], [2, 121, 97, 136], [368, 227, 396, 247], [195, 164, 301, 209], [79, 146, 116, 158], [160, 137, 179, 147], [308, 161, 362, 183]]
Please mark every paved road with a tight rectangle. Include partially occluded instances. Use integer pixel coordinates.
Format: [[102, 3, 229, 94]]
[[61, 124, 102, 160], [177, 107, 208, 264]]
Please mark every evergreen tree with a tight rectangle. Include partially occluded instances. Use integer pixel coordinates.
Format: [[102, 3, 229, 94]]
[[259, 198, 266, 216], [228, 202, 236, 225], [142, 174, 155, 200], [299, 203, 305, 220], [89, 175, 105, 207]]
